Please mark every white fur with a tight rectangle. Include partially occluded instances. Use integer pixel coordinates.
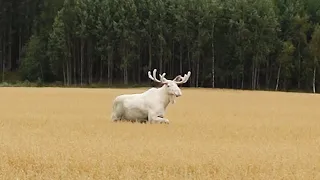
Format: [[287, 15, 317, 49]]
[[111, 69, 191, 124]]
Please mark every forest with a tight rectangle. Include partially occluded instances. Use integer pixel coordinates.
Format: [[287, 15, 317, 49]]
[[1, 0, 320, 92]]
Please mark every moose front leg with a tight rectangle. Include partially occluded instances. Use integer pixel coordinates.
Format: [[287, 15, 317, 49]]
[[148, 114, 169, 124]]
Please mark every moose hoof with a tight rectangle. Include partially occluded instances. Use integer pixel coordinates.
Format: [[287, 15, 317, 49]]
[[163, 120, 170, 124]]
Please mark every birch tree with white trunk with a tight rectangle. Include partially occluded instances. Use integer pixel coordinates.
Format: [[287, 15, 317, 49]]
[[309, 24, 320, 93], [275, 41, 295, 91]]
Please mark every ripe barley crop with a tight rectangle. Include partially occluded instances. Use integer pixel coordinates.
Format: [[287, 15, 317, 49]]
[[0, 87, 320, 179]]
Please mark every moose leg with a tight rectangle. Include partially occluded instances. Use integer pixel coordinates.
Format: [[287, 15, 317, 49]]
[[111, 114, 120, 122], [148, 114, 169, 124], [111, 103, 124, 122]]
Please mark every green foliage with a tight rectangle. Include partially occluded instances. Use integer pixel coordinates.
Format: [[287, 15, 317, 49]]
[[20, 35, 44, 81], [3, 0, 320, 92], [48, 9, 68, 80], [310, 24, 320, 59]]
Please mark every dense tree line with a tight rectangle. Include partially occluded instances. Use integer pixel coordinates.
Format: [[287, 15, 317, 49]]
[[1, 0, 320, 92]]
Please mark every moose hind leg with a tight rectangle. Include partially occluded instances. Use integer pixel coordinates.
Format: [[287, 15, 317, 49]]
[[111, 110, 123, 122], [111, 102, 126, 122]]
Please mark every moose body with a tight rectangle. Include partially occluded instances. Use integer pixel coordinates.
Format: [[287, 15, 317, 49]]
[[111, 69, 191, 124]]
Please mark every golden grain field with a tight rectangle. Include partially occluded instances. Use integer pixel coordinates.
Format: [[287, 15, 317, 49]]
[[1, 87, 320, 180]]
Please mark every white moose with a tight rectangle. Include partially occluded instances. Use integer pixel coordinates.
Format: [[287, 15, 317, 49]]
[[111, 69, 191, 124]]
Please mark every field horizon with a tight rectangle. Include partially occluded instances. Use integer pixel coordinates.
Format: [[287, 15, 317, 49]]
[[1, 87, 320, 179]]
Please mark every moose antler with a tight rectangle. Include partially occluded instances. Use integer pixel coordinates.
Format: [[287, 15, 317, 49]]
[[174, 71, 191, 85], [148, 69, 167, 83], [173, 75, 183, 81]]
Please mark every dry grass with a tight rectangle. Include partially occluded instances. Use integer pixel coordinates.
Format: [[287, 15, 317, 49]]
[[1, 87, 320, 179]]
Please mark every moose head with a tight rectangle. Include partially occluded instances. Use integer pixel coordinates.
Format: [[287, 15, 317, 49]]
[[148, 69, 191, 103]]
